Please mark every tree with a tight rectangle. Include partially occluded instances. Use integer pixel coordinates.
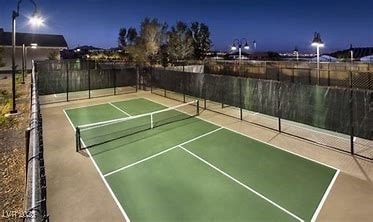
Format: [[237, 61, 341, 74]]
[[191, 22, 212, 60], [0, 47, 4, 67], [47, 51, 59, 60], [126, 27, 138, 46], [167, 21, 194, 62], [118, 28, 127, 48], [127, 18, 168, 65]]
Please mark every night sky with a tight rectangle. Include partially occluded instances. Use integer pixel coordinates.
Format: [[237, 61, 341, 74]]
[[1, 0, 372, 52]]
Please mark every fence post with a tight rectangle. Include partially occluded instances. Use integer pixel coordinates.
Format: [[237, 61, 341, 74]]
[[66, 61, 69, 102], [113, 62, 116, 95], [88, 60, 91, 99], [183, 63, 186, 103], [239, 77, 243, 120], [150, 66, 153, 93], [277, 70, 282, 133], [349, 71, 354, 155]]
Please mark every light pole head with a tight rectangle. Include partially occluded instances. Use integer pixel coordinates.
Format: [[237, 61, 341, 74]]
[[231, 43, 237, 51], [243, 42, 250, 50], [29, 12, 44, 27], [311, 32, 324, 48], [294, 47, 299, 54], [30, 43, 38, 49]]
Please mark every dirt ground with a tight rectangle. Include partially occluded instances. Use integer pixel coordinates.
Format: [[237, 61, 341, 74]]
[[0, 73, 30, 221]]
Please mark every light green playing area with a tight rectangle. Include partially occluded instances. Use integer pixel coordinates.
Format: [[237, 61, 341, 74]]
[[65, 98, 339, 222]]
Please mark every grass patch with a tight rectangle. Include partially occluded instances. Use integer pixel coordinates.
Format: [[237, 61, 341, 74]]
[[0, 89, 17, 127]]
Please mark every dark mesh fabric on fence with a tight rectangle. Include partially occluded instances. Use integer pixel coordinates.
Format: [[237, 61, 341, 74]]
[[279, 84, 351, 135], [353, 90, 373, 140], [241, 78, 279, 117], [183, 71, 205, 98], [203, 74, 241, 107], [67, 61, 89, 93], [36, 60, 137, 102], [115, 67, 137, 87], [152, 69, 184, 93], [37, 61, 67, 95], [90, 67, 114, 90]]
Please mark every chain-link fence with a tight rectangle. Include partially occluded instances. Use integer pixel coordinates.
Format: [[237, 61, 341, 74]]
[[150, 67, 373, 160], [24, 61, 48, 221], [35, 60, 138, 104], [205, 61, 373, 90]]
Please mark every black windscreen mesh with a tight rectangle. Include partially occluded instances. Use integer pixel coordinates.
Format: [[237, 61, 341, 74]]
[[150, 68, 372, 141]]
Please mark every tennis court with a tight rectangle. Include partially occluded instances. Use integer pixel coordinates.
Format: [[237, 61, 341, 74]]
[[64, 98, 339, 222]]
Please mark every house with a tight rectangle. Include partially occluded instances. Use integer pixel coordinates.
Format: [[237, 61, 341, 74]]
[[311, 55, 338, 62], [0, 28, 68, 72], [329, 47, 373, 61], [360, 55, 373, 62], [60, 45, 104, 59]]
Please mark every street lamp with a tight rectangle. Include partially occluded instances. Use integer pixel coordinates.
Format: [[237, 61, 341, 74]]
[[231, 39, 250, 61], [311, 32, 324, 85], [349, 44, 354, 63], [294, 47, 299, 61], [10, 0, 43, 114], [22, 43, 38, 84]]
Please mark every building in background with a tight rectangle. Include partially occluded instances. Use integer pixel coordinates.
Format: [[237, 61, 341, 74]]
[[0, 28, 68, 72]]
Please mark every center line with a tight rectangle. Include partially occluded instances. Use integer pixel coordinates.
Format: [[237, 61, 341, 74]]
[[109, 102, 132, 116], [104, 127, 223, 177], [179, 145, 304, 222]]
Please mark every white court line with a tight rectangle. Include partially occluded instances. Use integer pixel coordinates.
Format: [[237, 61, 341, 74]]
[[145, 96, 341, 220], [63, 96, 141, 111], [63, 110, 131, 222], [104, 127, 223, 177], [311, 169, 340, 222], [104, 146, 178, 177], [144, 97, 339, 171], [179, 145, 304, 222], [109, 102, 132, 116]]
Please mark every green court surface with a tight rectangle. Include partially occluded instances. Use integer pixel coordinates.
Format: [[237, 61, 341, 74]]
[[64, 98, 339, 222]]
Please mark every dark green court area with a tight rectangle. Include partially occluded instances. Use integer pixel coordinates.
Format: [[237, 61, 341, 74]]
[[65, 98, 338, 222]]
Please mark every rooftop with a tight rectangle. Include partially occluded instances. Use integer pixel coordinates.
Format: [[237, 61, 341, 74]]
[[0, 28, 68, 48]]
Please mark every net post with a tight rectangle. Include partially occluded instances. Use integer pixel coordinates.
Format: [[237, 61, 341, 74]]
[[75, 127, 81, 152], [197, 100, 200, 115], [150, 114, 154, 129]]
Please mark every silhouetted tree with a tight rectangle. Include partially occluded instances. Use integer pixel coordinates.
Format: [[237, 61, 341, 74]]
[[126, 27, 138, 45], [118, 28, 127, 48], [191, 22, 212, 60]]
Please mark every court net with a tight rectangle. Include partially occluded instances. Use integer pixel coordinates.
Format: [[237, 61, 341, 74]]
[[75, 100, 200, 151]]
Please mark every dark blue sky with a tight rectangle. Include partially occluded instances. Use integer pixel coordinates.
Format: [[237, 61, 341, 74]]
[[1, 0, 372, 52]]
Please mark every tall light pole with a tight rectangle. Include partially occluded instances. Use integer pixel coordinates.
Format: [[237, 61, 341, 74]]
[[294, 47, 299, 61], [231, 39, 250, 61], [311, 32, 324, 85], [22, 43, 38, 84], [350, 44, 354, 63], [10, 0, 44, 114]]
